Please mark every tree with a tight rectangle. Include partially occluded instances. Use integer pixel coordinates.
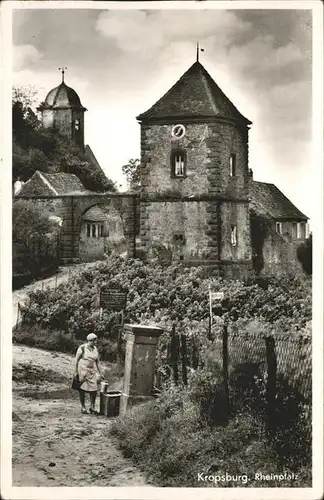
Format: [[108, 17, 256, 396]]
[[13, 200, 60, 281], [122, 158, 141, 190]]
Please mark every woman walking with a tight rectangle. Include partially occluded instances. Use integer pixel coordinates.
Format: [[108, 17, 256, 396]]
[[75, 333, 103, 414]]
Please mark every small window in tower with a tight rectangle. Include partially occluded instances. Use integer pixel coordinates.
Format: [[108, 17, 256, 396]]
[[92, 224, 96, 238], [75, 119, 80, 131], [276, 222, 283, 235], [86, 223, 91, 237], [229, 154, 236, 177], [231, 225, 237, 246], [171, 150, 186, 178], [100, 224, 104, 237]]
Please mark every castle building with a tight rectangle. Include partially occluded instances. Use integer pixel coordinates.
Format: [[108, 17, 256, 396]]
[[38, 68, 87, 152], [16, 58, 309, 277]]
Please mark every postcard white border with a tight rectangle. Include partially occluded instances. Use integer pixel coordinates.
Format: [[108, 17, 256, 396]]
[[1, 1, 323, 500]]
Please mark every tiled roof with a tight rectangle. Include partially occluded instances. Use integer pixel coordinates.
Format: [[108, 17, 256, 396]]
[[250, 181, 308, 220], [137, 61, 251, 124], [17, 171, 88, 196], [40, 172, 88, 194], [82, 206, 107, 221]]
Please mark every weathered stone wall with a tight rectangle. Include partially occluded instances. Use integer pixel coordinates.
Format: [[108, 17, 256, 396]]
[[140, 121, 249, 198], [141, 200, 210, 260], [261, 223, 306, 277], [141, 123, 210, 196], [139, 119, 252, 277], [206, 121, 249, 199], [53, 109, 72, 138], [220, 202, 251, 261]]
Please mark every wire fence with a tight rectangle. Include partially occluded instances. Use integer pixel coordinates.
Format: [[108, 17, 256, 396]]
[[155, 322, 312, 450]]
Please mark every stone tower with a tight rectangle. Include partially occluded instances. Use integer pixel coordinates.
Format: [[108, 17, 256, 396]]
[[136, 59, 253, 278], [39, 70, 87, 152]]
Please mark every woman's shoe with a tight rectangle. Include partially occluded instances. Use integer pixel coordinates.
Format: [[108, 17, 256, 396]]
[[89, 408, 100, 415], [81, 408, 89, 414]]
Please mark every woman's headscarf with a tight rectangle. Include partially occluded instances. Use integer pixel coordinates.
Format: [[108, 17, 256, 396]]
[[86, 333, 97, 341]]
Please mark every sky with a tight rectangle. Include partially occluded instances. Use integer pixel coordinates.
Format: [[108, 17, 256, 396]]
[[12, 6, 313, 218]]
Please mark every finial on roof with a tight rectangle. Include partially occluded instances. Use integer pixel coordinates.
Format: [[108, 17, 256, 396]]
[[196, 42, 204, 62], [58, 66, 67, 83]]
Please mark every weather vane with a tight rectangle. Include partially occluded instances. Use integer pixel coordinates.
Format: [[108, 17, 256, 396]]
[[58, 66, 67, 83]]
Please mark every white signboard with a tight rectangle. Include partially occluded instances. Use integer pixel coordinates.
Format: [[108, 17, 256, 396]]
[[210, 291, 225, 302]]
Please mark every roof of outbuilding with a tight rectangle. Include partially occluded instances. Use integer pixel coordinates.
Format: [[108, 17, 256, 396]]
[[39, 172, 88, 194], [43, 82, 86, 109], [137, 61, 251, 124], [16, 171, 89, 197], [250, 181, 308, 220], [82, 206, 107, 221]]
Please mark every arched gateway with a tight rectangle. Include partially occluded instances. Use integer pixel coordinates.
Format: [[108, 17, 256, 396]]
[[58, 193, 138, 263]]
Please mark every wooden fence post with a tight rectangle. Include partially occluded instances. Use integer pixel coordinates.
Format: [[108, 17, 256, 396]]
[[181, 334, 188, 386], [192, 338, 199, 370], [265, 335, 277, 438], [170, 324, 179, 385], [117, 309, 125, 364], [222, 322, 229, 414]]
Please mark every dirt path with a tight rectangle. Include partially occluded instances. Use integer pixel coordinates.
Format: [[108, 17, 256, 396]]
[[12, 345, 150, 487], [12, 262, 98, 328]]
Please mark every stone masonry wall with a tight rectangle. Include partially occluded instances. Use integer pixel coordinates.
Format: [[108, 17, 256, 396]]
[[139, 119, 252, 275], [206, 121, 249, 199], [220, 202, 251, 261], [143, 201, 210, 260], [261, 222, 306, 277], [141, 123, 210, 196], [262, 235, 305, 277], [53, 109, 73, 138]]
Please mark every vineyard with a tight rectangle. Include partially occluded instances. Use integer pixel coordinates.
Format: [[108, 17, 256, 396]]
[[19, 255, 311, 341]]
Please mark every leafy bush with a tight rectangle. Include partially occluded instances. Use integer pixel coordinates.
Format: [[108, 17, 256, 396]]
[[110, 383, 311, 487]]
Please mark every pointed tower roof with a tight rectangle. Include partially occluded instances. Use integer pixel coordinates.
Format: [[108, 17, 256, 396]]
[[137, 61, 251, 125]]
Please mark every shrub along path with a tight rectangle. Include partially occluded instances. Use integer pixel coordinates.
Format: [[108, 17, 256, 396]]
[[12, 345, 150, 487]]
